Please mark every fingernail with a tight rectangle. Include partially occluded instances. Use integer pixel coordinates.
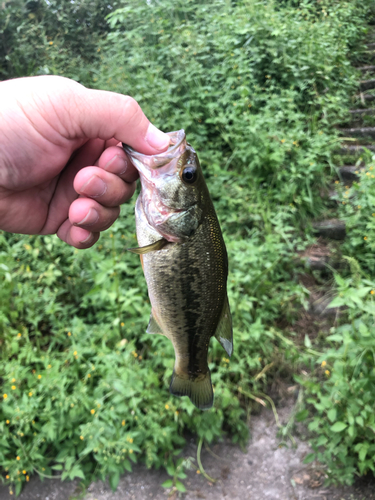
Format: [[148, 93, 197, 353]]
[[80, 176, 107, 197], [145, 123, 170, 151], [79, 231, 94, 244], [74, 208, 99, 227], [105, 155, 128, 175]]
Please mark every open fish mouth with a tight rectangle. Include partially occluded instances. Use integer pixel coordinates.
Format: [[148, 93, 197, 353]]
[[123, 129, 187, 176]]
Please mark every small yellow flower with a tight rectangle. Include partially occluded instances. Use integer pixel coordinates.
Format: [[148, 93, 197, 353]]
[[110, 233, 113, 238], [122, 420, 125, 426], [73, 351, 77, 356], [175, 411, 179, 416], [6, 420, 9, 424], [121, 322, 125, 327], [342, 201, 346, 205], [11, 378, 16, 383], [29, 392, 33, 397], [325, 370, 330, 376], [87, 374, 91, 378], [358, 205, 361, 209], [16, 456, 20, 461], [364, 236, 368, 241], [11, 386, 16, 390], [49, 41, 53, 45], [38, 375, 42, 379], [17, 333, 21, 338], [281, 139, 285, 143], [196, 470, 201, 474], [26, 476, 29, 482], [233, 102, 236, 106], [47, 365, 51, 369], [129, 437, 133, 443], [129, 449, 133, 454], [335, 180, 339, 184], [371, 290, 374, 295], [80, 436, 84, 440], [90, 409, 95, 415], [5, 475, 9, 479], [67, 332, 71, 337], [97, 403, 101, 408], [22, 470, 26, 475], [165, 404, 170, 410], [321, 361, 327, 367]]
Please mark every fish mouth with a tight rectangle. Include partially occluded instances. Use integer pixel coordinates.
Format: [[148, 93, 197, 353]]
[[123, 130, 187, 171]]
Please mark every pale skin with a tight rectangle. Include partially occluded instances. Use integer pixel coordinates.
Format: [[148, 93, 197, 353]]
[[0, 75, 170, 248]]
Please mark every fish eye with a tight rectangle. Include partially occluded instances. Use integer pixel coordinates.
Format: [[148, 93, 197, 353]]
[[182, 166, 198, 184]]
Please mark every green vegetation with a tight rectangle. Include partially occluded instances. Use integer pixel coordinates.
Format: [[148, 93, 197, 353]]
[[1, 0, 375, 494]]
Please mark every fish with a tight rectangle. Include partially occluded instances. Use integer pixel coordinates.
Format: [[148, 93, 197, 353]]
[[123, 130, 232, 410]]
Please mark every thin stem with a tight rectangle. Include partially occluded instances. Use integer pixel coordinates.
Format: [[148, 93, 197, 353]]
[[197, 437, 216, 483]]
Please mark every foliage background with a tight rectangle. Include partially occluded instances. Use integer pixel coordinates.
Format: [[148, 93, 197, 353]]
[[1, 0, 375, 494]]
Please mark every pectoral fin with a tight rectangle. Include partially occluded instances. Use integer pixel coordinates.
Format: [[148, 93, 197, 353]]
[[128, 238, 168, 254], [214, 296, 233, 357], [146, 311, 164, 335]]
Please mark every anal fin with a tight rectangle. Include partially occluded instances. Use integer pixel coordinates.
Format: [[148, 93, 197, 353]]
[[214, 296, 233, 357], [128, 238, 168, 254]]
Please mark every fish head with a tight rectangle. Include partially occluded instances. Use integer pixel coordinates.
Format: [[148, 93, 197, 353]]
[[123, 130, 207, 242]]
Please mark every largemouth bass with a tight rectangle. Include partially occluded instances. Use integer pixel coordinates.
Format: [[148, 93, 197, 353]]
[[123, 130, 232, 410]]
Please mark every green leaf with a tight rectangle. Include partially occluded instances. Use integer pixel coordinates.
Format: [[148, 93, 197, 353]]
[[327, 408, 337, 423], [161, 479, 173, 489], [109, 471, 120, 492], [304, 334, 312, 348], [296, 409, 308, 422], [330, 422, 347, 433], [175, 480, 187, 493], [303, 453, 315, 464]]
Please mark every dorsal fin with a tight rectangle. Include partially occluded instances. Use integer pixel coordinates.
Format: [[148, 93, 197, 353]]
[[214, 296, 233, 357]]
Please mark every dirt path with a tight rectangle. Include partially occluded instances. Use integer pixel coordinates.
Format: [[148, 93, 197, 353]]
[[1, 401, 374, 500]]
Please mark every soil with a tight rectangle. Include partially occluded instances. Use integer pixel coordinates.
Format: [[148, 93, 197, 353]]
[[1, 401, 374, 500]]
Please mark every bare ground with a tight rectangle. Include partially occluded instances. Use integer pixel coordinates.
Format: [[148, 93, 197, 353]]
[[1, 400, 375, 500]]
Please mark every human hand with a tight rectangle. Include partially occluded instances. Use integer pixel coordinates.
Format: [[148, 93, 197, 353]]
[[0, 75, 169, 248]]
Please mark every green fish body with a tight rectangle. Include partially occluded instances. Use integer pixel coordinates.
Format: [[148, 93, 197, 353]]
[[123, 130, 232, 410]]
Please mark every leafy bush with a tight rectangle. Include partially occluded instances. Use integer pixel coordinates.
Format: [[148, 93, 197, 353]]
[[299, 272, 375, 485], [298, 156, 375, 485]]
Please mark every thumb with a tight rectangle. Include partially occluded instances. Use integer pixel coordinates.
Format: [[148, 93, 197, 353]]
[[71, 84, 170, 154]]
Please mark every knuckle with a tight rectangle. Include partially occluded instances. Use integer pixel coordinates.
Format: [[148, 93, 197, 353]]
[[121, 96, 143, 125]]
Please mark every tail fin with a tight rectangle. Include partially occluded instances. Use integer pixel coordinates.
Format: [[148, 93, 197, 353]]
[[169, 370, 213, 410]]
